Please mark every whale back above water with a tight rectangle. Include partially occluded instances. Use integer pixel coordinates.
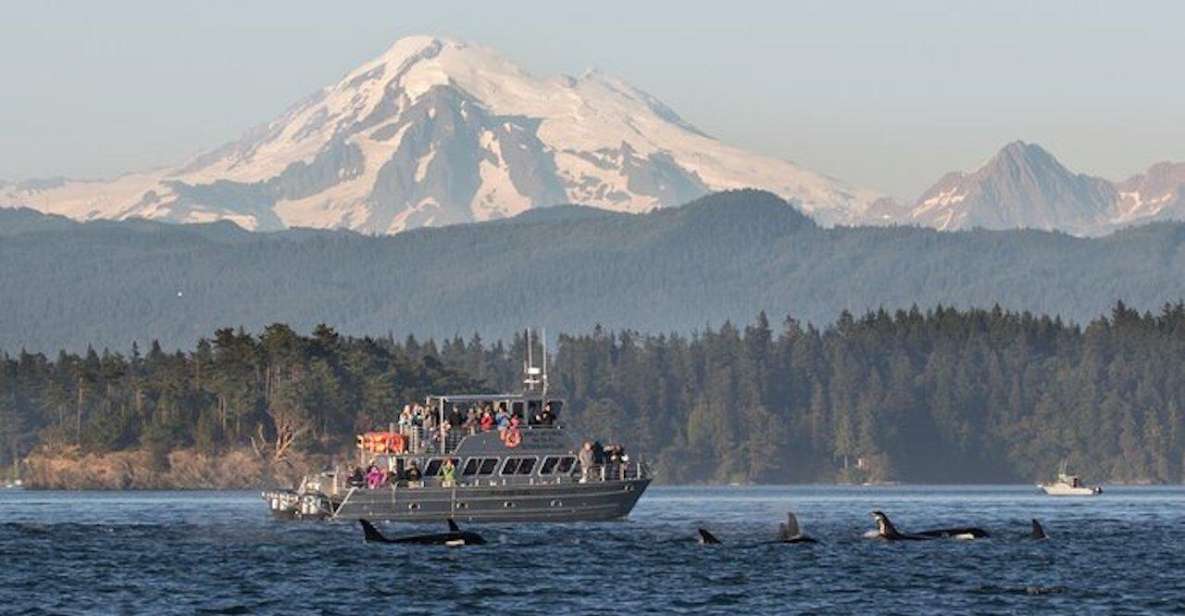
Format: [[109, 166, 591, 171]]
[[359, 518, 486, 546], [870, 511, 989, 541]]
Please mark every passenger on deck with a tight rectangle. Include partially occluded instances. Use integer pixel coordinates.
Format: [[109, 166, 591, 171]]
[[496, 407, 511, 431], [480, 408, 495, 432], [366, 464, 385, 489], [463, 408, 479, 434], [440, 458, 457, 487], [398, 406, 413, 434], [406, 461, 423, 482], [348, 466, 365, 488], [537, 403, 556, 426], [578, 441, 595, 481], [447, 405, 464, 428]]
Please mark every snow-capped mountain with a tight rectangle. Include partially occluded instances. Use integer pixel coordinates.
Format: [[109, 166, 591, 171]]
[[0, 35, 877, 233], [1113, 162, 1185, 225], [908, 141, 1117, 234]]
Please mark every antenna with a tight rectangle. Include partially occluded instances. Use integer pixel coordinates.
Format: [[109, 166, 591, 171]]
[[523, 328, 543, 391], [541, 327, 548, 397], [525, 328, 532, 375]]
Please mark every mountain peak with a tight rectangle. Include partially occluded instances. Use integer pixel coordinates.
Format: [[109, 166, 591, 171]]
[[911, 142, 1116, 233], [1, 35, 876, 234], [989, 141, 1060, 172]]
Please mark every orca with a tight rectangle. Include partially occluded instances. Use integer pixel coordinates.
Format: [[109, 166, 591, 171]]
[[697, 512, 817, 546], [1029, 518, 1048, 540], [775, 512, 818, 544], [359, 518, 486, 547], [697, 528, 722, 545], [869, 511, 989, 541]]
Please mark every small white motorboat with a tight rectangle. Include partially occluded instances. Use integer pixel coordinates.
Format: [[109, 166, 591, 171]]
[[1039, 462, 1101, 496]]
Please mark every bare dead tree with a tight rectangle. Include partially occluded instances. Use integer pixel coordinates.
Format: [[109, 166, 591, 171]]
[[250, 373, 310, 464]]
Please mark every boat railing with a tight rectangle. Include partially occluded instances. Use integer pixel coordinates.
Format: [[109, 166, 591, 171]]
[[336, 457, 648, 493], [394, 423, 565, 456]]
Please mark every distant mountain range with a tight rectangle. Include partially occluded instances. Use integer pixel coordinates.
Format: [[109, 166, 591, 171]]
[[4, 189, 1185, 353], [1, 36, 1181, 236], [0, 36, 876, 233], [897, 141, 1185, 235]]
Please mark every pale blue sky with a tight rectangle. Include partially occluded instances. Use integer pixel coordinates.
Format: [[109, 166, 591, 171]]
[[1, 0, 1182, 200]]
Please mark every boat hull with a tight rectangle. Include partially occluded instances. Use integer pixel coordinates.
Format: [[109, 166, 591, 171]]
[[1039, 484, 1100, 496], [329, 477, 651, 522], [266, 477, 651, 522]]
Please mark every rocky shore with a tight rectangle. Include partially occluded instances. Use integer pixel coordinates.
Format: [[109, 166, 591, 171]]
[[23, 446, 329, 490]]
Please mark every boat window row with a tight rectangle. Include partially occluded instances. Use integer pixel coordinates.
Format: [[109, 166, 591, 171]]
[[411, 455, 577, 478]]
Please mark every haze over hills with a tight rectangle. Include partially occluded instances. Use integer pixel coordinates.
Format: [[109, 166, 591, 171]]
[[4, 190, 1185, 353], [0, 35, 877, 233]]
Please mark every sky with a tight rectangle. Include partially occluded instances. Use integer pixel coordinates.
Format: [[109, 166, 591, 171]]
[[1, 0, 1182, 200]]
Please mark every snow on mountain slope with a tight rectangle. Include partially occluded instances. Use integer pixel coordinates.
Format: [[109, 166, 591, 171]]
[[1113, 162, 1185, 224], [1, 36, 877, 233]]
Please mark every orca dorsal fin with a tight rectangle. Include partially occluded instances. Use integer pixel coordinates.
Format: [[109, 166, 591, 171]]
[[359, 519, 388, 543], [1030, 518, 1048, 540], [697, 528, 722, 545], [447, 518, 461, 533], [871, 511, 899, 538], [784, 512, 802, 539]]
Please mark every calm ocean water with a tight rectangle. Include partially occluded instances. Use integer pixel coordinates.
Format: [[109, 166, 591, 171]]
[[2, 485, 1184, 615]]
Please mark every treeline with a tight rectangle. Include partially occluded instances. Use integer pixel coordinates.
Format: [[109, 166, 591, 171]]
[[3, 303, 1185, 484], [0, 325, 503, 474], [554, 303, 1185, 484]]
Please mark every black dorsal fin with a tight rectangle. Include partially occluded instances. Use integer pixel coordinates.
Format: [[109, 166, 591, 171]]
[[1030, 518, 1048, 540], [447, 518, 461, 533], [697, 528, 722, 545], [359, 519, 388, 543], [872, 511, 899, 538], [784, 512, 802, 538]]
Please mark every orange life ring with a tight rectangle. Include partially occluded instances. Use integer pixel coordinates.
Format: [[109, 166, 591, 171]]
[[503, 428, 522, 448]]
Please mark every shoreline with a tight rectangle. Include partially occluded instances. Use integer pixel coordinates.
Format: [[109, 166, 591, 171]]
[[20, 446, 328, 491]]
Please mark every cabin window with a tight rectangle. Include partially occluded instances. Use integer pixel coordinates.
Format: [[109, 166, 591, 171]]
[[516, 457, 536, 475], [424, 459, 443, 477], [462, 458, 481, 476], [556, 456, 576, 474], [512, 401, 524, 418], [478, 458, 498, 475], [527, 400, 541, 420], [501, 458, 522, 475], [540, 457, 560, 475]]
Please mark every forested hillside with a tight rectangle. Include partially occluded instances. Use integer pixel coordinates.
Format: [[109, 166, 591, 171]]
[[4, 190, 1185, 352], [4, 304, 1185, 485]]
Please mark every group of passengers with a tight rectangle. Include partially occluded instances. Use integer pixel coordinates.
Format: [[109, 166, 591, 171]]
[[348, 458, 458, 490], [577, 441, 628, 480], [399, 401, 559, 435], [396, 400, 561, 455]]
